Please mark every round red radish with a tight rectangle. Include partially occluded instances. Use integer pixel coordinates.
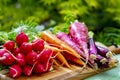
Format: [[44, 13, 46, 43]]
[[15, 53, 26, 66], [16, 31, 28, 46], [32, 38, 44, 52], [26, 52, 38, 65], [33, 62, 51, 73], [12, 47, 20, 55], [3, 40, 15, 51], [9, 64, 22, 78], [0, 49, 7, 63], [20, 42, 32, 54], [43, 62, 51, 72], [0, 49, 7, 56], [23, 65, 32, 76], [33, 62, 44, 73], [38, 49, 52, 64], [0, 52, 14, 65]]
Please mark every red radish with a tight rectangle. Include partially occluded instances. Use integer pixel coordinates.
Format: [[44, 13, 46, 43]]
[[32, 38, 44, 52], [33, 62, 44, 73], [0, 49, 7, 63], [0, 49, 6, 56], [33, 49, 52, 73], [43, 61, 51, 72], [0, 52, 14, 65], [20, 42, 32, 54], [38, 49, 52, 64], [16, 31, 28, 46], [12, 47, 20, 55], [69, 21, 89, 65], [33, 62, 51, 73], [9, 64, 22, 78], [26, 52, 38, 65], [3, 40, 15, 51], [23, 65, 32, 76], [15, 53, 26, 66]]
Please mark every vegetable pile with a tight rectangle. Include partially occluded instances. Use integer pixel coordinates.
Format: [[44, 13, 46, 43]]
[[0, 31, 53, 78], [0, 21, 118, 78]]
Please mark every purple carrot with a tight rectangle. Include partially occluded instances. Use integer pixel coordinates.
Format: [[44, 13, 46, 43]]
[[96, 54, 107, 64], [97, 57, 118, 68], [88, 31, 97, 60], [97, 46, 113, 58], [69, 21, 89, 65], [56, 32, 84, 57]]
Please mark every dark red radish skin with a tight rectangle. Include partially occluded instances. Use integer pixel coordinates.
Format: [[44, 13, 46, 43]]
[[3, 40, 15, 51], [33, 62, 45, 73], [20, 42, 32, 54], [0, 49, 7, 56], [33, 62, 51, 73], [9, 64, 22, 78], [15, 53, 26, 66], [0, 49, 7, 63], [12, 47, 20, 55], [69, 21, 89, 65], [97, 46, 112, 58], [56, 32, 84, 57], [43, 62, 51, 72], [88, 31, 97, 60], [32, 38, 44, 52], [0, 52, 14, 65], [33, 49, 52, 73], [26, 52, 38, 65], [38, 49, 53, 64], [23, 65, 32, 76], [16, 31, 28, 46]]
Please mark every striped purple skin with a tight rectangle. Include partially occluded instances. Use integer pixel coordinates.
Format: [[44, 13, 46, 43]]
[[69, 21, 89, 64], [56, 32, 84, 57]]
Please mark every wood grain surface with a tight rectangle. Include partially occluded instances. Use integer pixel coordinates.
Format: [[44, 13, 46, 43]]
[[0, 64, 115, 80]]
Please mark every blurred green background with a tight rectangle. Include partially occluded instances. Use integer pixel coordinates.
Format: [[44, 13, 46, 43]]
[[0, 0, 120, 45]]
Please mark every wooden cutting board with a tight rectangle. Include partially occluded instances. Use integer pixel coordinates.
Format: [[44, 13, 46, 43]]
[[0, 43, 117, 80], [0, 64, 115, 80]]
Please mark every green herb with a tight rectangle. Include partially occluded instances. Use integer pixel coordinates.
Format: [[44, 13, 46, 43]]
[[0, 65, 8, 70]]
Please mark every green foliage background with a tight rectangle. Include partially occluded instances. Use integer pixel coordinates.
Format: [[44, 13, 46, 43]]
[[0, 0, 120, 45]]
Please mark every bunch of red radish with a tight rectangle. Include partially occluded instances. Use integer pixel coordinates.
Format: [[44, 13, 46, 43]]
[[0, 31, 53, 78]]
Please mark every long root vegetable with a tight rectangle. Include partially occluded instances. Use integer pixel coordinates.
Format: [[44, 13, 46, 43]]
[[97, 46, 113, 58], [56, 32, 84, 58], [88, 31, 97, 60], [51, 59, 61, 66], [69, 21, 89, 66], [42, 44, 70, 68], [44, 43, 61, 53], [63, 52, 84, 66], [41, 30, 81, 59], [54, 52, 70, 68]]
